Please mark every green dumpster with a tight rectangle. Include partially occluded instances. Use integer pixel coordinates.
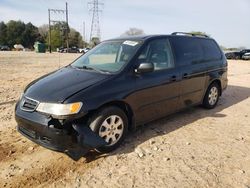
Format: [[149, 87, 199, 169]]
[[34, 42, 46, 53]]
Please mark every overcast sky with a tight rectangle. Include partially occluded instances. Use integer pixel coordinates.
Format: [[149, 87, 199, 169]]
[[1, 0, 250, 48]]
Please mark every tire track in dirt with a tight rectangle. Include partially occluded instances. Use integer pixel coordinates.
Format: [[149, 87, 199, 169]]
[[0, 124, 35, 163], [0, 129, 87, 187], [0, 143, 13, 162], [2, 156, 76, 188], [0, 146, 102, 188], [0, 137, 40, 163]]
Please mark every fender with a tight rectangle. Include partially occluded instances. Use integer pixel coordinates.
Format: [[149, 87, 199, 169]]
[[66, 124, 107, 160], [72, 124, 107, 148]]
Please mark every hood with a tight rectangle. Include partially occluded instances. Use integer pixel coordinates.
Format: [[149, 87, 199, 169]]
[[24, 66, 109, 103]]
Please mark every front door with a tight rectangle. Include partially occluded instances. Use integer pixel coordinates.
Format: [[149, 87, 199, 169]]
[[131, 38, 181, 124]]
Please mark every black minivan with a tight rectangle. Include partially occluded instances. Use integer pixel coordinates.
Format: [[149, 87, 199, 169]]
[[15, 32, 228, 158]]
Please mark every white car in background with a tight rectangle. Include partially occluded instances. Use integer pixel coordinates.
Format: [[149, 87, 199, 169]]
[[79, 47, 90, 53], [242, 52, 250, 60]]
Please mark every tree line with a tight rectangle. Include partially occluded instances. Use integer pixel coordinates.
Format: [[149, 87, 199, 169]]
[[0, 20, 84, 50], [2, 21, 240, 51]]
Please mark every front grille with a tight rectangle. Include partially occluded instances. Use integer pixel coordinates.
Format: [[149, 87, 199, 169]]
[[20, 97, 39, 112]]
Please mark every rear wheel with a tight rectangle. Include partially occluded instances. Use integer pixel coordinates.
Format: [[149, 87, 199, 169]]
[[88, 106, 128, 153], [202, 82, 220, 109]]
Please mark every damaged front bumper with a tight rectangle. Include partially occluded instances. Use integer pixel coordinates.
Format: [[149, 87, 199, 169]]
[[15, 104, 107, 160]]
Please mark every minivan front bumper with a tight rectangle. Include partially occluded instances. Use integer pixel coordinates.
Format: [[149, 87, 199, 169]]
[[15, 102, 107, 160]]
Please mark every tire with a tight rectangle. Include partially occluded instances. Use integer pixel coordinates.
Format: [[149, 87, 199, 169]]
[[88, 106, 128, 153], [202, 82, 220, 109]]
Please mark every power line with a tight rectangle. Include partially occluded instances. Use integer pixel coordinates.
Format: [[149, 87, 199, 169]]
[[48, 2, 69, 53], [88, 0, 103, 41]]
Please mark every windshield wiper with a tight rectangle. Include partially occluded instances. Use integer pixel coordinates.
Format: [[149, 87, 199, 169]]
[[80, 65, 95, 70], [76, 65, 111, 74]]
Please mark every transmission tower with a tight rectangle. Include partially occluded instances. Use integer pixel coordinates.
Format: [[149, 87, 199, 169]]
[[88, 0, 103, 41]]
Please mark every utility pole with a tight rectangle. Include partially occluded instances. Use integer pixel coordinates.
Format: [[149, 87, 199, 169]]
[[48, 2, 69, 53], [88, 0, 103, 42], [48, 9, 51, 53], [65, 2, 69, 52]]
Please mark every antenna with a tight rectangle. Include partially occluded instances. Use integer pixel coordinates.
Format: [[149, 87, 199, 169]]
[[88, 0, 103, 41], [83, 21, 86, 42]]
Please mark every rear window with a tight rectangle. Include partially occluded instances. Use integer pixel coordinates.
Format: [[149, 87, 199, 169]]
[[170, 37, 221, 65], [200, 39, 222, 61]]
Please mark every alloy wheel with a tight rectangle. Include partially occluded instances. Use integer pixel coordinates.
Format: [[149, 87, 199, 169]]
[[208, 86, 218, 106], [98, 115, 124, 146]]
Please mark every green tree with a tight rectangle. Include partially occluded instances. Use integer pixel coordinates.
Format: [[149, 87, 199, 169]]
[[6, 20, 25, 48], [0, 21, 7, 45], [38, 24, 49, 43], [90, 37, 100, 48], [22, 22, 40, 48], [68, 28, 83, 47], [44, 21, 84, 50], [121, 28, 145, 36], [47, 29, 61, 50], [6, 21, 42, 48]]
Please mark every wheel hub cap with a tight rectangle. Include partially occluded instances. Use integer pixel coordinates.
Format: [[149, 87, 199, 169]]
[[99, 115, 124, 146], [208, 86, 218, 105]]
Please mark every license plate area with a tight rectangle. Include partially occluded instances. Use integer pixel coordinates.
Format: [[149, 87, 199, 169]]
[[19, 126, 36, 139]]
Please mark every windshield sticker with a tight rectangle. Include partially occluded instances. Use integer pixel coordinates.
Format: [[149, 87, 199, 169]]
[[123, 40, 139, 46]]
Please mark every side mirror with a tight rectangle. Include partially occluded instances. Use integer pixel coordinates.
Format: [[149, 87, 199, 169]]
[[135, 62, 154, 74]]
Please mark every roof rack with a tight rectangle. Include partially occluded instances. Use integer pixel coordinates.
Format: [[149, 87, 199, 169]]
[[171, 32, 209, 38]]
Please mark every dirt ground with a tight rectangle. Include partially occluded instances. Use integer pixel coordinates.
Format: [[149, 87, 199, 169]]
[[0, 51, 250, 188]]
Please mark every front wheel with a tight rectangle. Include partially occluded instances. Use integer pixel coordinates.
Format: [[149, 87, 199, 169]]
[[202, 82, 220, 109], [88, 106, 128, 153]]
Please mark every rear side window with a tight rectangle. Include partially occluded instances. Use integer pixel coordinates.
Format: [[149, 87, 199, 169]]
[[200, 39, 222, 61], [171, 37, 222, 65], [170, 37, 203, 65]]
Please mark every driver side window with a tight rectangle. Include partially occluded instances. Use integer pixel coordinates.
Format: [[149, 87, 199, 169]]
[[138, 38, 174, 70]]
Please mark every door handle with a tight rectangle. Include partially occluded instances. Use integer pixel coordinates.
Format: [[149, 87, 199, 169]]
[[170, 75, 176, 82], [183, 73, 189, 79]]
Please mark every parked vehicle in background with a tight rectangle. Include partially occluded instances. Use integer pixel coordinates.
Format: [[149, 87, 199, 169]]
[[0, 45, 10, 51], [15, 32, 228, 159], [79, 47, 90, 53], [240, 49, 250, 56], [225, 51, 239, 59], [57, 47, 64, 53], [66, 47, 79, 53], [58, 47, 80, 53], [225, 49, 250, 60], [242, 52, 250, 60], [14, 44, 24, 51]]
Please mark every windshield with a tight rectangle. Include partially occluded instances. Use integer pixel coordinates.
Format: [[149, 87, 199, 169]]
[[71, 40, 142, 73]]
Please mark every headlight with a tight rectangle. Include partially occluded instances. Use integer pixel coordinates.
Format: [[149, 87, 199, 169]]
[[36, 102, 82, 116]]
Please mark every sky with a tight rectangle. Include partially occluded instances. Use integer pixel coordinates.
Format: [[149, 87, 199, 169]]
[[0, 0, 250, 48]]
